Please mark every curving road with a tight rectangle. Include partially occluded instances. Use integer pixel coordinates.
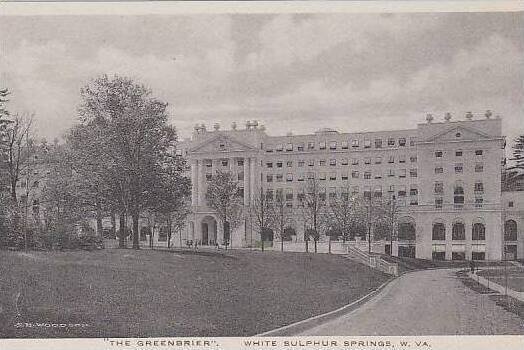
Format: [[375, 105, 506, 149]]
[[300, 268, 524, 335]]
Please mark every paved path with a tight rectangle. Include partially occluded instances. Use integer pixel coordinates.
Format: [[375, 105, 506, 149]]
[[300, 268, 524, 335]]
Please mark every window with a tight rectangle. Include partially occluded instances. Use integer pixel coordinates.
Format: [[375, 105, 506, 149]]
[[388, 185, 395, 193], [435, 151, 443, 158], [352, 186, 359, 195], [298, 160, 305, 167], [388, 169, 395, 177], [341, 158, 349, 165], [329, 172, 337, 180], [351, 171, 359, 179], [475, 150, 483, 156], [505, 220, 518, 241], [285, 189, 293, 201], [455, 150, 463, 157], [399, 155, 406, 163], [329, 187, 337, 199], [455, 163, 463, 174], [341, 172, 348, 180], [435, 166, 443, 174], [475, 197, 483, 208], [329, 141, 337, 150], [276, 144, 283, 152], [219, 143, 226, 151], [375, 139, 382, 148], [434, 182, 444, 194], [277, 162, 283, 168], [409, 137, 416, 146], [341, 141, 348, 149], [308, 142, 315, 150], [221, 159, 229, 167], [375, 157, 382, 164], [454, 185, 464, 205], [398, 186, 406, 197], [364, 171, 371, 179], [399, 169, 406, 178], [410, 156, 417, 163], [297, 143, 305, 151], [472, 223, 486, 240], [266, 190, 274, 201], [374, 186, 382, 198], [410, 187, 418, 196], [410, 169, 418, 178], [286, 173, 293, 182], [352, 139, 359, 148], [432, 223, 446, 240], [237, 188, 244, 198], [308, 159, 315, 167], [307, 172, 315, 180], [286, 143, 293, 151], [364, 186, 371, 199], [319, 173, 326, 180], [474, 182, 484, 193], [388, 138, 395, 146], [364, 157, 371, 165], [410, 197, 418, 206], [319, 160, 326, 166], [475, 163, 484, 173], [351, 158, 359, 165], [508, 201, 514, 208], [206, 173, 213, 181], [287, 161, 293, 167], [266, 162, 274, 168], [398, 138, 406, 147], [266, 174, 273, 182], [276, 174, 283, 182], [435, 197, 443, 209], [298, 173, 305, 182], [237, 159, 244, 166], [374, 172, 382, 179], [452, 222, 465, 240], [205, 159, 213, 167], [364, 139, 371, 148], [330, 159, 337, 166], [237, 172, 244, 181], [388, 155, 395, 164], [319, 141, 326, 150]]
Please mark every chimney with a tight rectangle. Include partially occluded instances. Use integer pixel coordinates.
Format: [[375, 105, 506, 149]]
[[465, 111, 473, 120], [231, 121, 237, 130], [444, 112, 452, 122], [426, 113, 434, 123], [213, 123, 220, 131], [485, 110, 492, 119]]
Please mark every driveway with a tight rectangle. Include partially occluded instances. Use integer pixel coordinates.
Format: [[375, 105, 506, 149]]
[[300, 268, 524, 335]]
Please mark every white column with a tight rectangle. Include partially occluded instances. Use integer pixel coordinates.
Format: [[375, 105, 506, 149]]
[[191, 160, 198, 206], [198, 160, 204, 206], [250, 156, 256, 204], [243, 157, 250, 205]]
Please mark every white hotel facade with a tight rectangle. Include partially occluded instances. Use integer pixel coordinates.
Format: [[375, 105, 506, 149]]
[[178, 113, 523, 261]]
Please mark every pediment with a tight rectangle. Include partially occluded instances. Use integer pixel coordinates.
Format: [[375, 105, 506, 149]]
[[424, 125, 492, 143], [189, 134, 256, 154]]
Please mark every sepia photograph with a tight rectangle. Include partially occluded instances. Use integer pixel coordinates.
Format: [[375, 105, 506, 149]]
[[0, 1, 523, 349]]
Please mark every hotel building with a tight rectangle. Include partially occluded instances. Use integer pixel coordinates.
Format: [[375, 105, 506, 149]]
[[181, 112, 524, 261]]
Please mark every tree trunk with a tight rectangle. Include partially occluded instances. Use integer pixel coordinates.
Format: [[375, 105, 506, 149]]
[[305, 239, 309, 253], [281, 236, 284, 252], [328, 236, 332, 254], [132, 211, 140, 250], [118, 213, 126, 248], [167, 217, 172, 249], [261, 238, 264, 252], [111, 211, 116, 239], [96, 200, 103, 237], [314, 240, 317, 253]]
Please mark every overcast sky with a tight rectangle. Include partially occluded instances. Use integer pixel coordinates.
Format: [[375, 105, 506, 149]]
[[0, 12, 522, 146]]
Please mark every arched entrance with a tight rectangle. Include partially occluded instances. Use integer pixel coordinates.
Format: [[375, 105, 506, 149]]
[[201, 216, 218, 246], [397, 216, 416, 258]]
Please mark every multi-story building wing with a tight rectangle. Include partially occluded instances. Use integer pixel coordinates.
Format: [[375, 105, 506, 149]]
[[169, 114, 522, 261]]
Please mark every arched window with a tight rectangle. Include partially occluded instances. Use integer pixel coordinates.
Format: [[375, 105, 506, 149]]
[[398, 220, 416, 241], [504, 220, 517, 241], [452, 221, 465, 240], [454, 185, 464, 205], [432, 222, 446, 240], [472, 223, 485, 240]]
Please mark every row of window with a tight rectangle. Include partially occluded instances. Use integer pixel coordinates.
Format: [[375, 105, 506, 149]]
[[431, 222, 485, 241], [434, 149, 484, 158], [265, 155, 417, 168], [434, 163, 484, 174], [264, 169, 417, 183], [434, 182, 485, 195], [266, 137, 416, 153]]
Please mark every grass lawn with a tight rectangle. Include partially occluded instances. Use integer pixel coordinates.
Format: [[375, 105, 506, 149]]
[[0, 248, 388, 338], [477, 267, 524, 292]]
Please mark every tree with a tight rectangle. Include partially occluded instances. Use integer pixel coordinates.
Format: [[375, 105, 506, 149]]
[[272, 189, 293, 252], [511, 135, 524, 169], [250, 186, 274, 252], [328, 187, 361, 243], [205, 170, 244, 248], [76, 74, 180, 249], [299, 178, 327, 253]]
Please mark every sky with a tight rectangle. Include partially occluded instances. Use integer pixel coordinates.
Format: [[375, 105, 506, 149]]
[[0, 12, 523, 149]]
